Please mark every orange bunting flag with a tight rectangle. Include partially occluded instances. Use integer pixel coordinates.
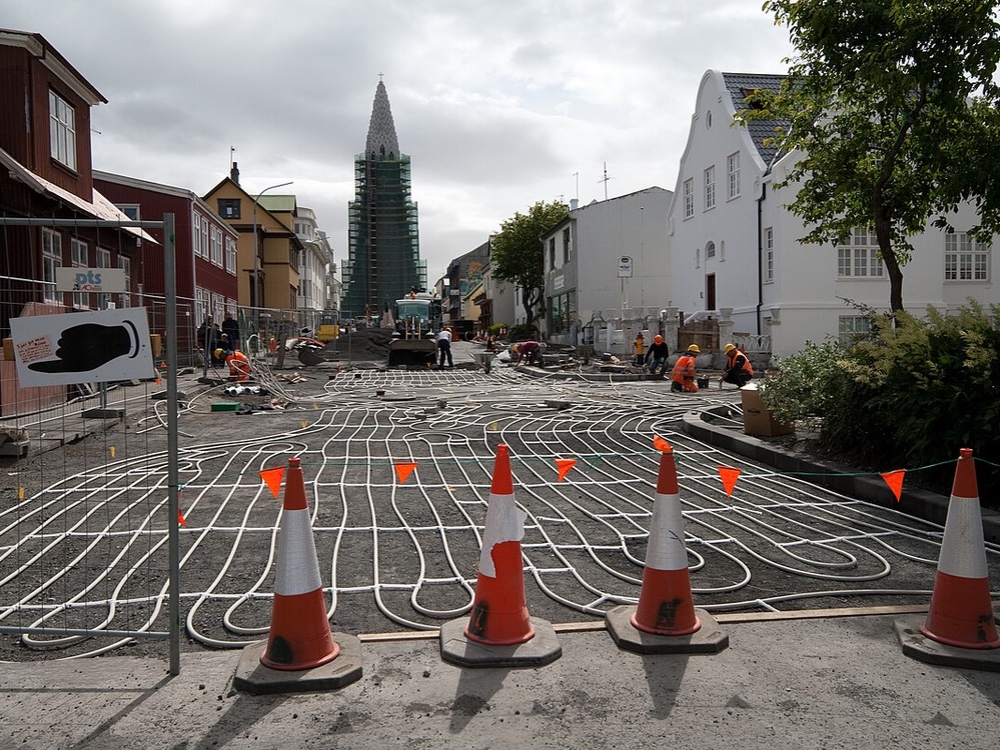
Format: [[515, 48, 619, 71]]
[[259, 466, 286, 498], [394, 462, 418, 484], [719, 466, 742, 497], [652, 435, 671, 452], [177, 509, 187, 526], [881, 469, 906, 502], [555, 458, 577, 482]]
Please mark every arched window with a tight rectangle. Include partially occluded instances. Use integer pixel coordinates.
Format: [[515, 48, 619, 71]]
[[706, 241, 716, 259]]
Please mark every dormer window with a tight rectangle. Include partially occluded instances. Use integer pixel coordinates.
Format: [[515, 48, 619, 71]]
[[49, 90, 77, 170]]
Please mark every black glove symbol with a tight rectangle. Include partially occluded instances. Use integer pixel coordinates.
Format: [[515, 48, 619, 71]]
[[29, 321, 139, 374]]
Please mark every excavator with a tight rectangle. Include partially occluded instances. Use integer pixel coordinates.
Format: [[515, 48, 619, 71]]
[[386, 291, 443, 367]]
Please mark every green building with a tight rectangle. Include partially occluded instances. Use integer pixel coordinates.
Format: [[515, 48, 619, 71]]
[[342, 80, 426, 320]]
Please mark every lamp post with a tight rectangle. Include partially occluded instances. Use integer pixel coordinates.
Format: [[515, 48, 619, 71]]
[[251, 180, 293, 338]]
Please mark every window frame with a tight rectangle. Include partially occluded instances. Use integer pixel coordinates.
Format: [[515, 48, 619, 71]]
[[764, 227, 774, 283], [836, 229, 884, 278], [70, 237, 89, 309], [42, 228, 63, 303], [727, 152, 740, 200], [48, 89, 77, 171], [683, 178, 694, 219], [704, 165, 716, 210], [944, 232, 990, 282]]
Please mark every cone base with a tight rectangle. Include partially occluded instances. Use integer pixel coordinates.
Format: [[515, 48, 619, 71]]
[[920, 571, 1000, 650], [606, 605, 729, 655], [896, 616, 1000, 673], [234, 632, 363, 695], [440, 616, 561, 668]]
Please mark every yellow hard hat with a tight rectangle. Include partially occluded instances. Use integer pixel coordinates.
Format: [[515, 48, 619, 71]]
[[511, 344, 519, 354], [724, 343, 736, 353], [214, 348, 224, 358], [687, 344, 700, 353]]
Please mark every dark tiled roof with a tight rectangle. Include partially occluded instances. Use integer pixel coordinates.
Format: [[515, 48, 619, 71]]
[[721, 72, 789, 169]]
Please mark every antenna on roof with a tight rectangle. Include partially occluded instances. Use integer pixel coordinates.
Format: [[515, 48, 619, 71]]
[[597, 162, 612, 200]]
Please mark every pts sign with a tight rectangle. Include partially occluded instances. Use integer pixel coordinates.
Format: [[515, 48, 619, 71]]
[[55, 267, 128, 293]]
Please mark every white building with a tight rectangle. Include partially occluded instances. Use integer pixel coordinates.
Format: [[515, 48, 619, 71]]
[[294, 207, 332, 329], [668, 70, 996, 360], [541, 188, 673, 347]]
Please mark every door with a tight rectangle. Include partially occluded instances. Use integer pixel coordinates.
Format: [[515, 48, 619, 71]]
[[706, 273, 716, 311]]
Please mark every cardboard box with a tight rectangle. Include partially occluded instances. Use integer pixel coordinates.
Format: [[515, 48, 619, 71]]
[[741, 387, 794, 437]]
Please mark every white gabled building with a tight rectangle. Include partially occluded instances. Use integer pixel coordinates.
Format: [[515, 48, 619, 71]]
[[541, 187, 672, 348], [668, 70, 996, 361]]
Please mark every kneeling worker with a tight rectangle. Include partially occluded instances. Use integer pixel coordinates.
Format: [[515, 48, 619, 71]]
[[644, 334, 670, 377], [511, 340, 542, 366], [720, 343, 754, 388], [226, 349, 251, 381], [671, 344, 700, 392]]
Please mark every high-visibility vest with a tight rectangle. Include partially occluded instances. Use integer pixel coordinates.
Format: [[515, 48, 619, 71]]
[[671, 354, 697, 383], [727, 349, 754, 377]]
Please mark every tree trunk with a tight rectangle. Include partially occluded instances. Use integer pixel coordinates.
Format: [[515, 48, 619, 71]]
[[880, 243, 904, 313]]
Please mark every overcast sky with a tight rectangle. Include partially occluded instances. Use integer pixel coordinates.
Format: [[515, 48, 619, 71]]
[[3, 0, 795, 283]]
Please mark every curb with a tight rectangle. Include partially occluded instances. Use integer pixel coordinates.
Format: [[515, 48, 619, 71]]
[[682, 407, 1000, 545]]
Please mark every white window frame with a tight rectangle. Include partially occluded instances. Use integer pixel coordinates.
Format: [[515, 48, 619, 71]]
[[683, 178, 694, 219], [48, 90, 77, 170], [96, 247, 111, 268], [705, 241, 716, 260], [764, 227, 774, 283], [210, 225, 223, 266], [42, 228, 62, 302], [225, 236, 237, 274], [727, 152, 741, 200], [839, 315, 872, 344], [944, 232, 990, 281], [118, 255, 131, 308], [837, 229, 884, 278], [192, 213, 202, 257], [71, 237, 89, 309], [704, 166, 716, 210], [202, 216, 210, 261]]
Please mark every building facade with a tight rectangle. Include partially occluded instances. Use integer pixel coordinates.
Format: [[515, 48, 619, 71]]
[[668, 70, 997, 360], [342, 80, 425, 320]]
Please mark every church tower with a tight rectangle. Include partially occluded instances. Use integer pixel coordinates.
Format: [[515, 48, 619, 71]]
[[342, 79, 426, 319]]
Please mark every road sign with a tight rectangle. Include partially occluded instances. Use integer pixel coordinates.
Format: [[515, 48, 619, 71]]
[[618, 256, 633, 278], [55, 267, 128, 293]]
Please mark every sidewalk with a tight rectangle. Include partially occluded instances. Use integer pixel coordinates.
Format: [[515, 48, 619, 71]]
[[2, 612, 999, 749]]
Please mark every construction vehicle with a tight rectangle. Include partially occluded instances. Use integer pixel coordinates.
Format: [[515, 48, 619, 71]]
[[387, 291, 443, 367], [316, 312, 339, 344]]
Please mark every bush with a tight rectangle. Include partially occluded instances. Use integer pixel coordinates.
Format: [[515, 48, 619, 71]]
[[761, 301, 1000, 506], [506, 323, 539, 342]]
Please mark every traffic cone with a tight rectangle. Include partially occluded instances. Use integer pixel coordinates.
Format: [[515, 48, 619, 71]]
[[260, 456, 338, 670], [440, 444, 561, 667], [631, 444, 700, 636], [605, 442, 728, 653], [920, 449, 999, 649], [233, 456, 363, 693], [465, 444, 533, 646]]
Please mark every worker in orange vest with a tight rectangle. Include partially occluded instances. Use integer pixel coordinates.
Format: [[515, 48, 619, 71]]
[[720, 343, 754, 388], [226, 349, 251, 381], [670, 344, 700, 392]]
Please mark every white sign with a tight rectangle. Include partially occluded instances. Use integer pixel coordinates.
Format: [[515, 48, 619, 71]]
[[9, 307, 155, 387], [617, 256, 633, 278], [55, 267, 128, 293]]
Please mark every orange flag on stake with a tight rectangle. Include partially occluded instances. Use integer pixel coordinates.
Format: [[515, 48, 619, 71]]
[[178, 509, 187, 526], [881, 469, 905, 502], [259, 466, 286, 498], [555, 458, 577, 482], [719, 466, 742, 497], [395, 462, 418, 484], [653, 435, 671, 452]]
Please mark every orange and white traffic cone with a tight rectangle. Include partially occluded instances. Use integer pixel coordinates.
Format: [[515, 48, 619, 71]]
[[605, 441, 728, 653], [440, 444, 561, 667], [465, 443, 533, 646], [261, 456, 338, 670], [234, 456, 362, 693], [920, 448, 999, 649]]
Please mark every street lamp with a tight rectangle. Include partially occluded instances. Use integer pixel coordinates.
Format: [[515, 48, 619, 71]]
[[251, 180, 293, 339]]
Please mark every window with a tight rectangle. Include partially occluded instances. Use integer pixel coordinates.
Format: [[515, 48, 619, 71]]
[[764, 227, 774, 282], [192, 213, 202, 257], [839, 316, 873, 345], [49, 90, 77, 170], [71, 238, 89, 308], [704, 166, 715, 210], [42, 229, 62, 302], [683, 178, 694, 219], [218, 199, 241, 219], [837, 229, 883, 277], [96, 247, 111, 268], [210, 225, 223, 266], [119, 205, 140, 221], [705, 241, 716, 260], [202, 216, 210, 260], [547, 290, 576, 335], [118, 256, 131, 308], [727, 152, 741, 199], [549, 237, 556, 271], [225, 236, 237, 274], [562, 228, 571, 263], [944, 233, 990, 281]]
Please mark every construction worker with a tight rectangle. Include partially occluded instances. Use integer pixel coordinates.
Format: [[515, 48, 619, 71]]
[[644, 334, 670, 377], [226, 349, 251, 381], [671, 344, 700, 392], [511, 340, 542, 366], [720, 343, 754, 388], [436, 327, 453, 368]]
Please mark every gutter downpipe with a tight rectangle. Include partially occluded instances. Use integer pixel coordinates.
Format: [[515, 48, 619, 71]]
[[756, 180, 766, 336]]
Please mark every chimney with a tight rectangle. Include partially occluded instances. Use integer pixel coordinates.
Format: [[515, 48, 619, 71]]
[[230, 161, 240, 184], [569, 198, 579, 210]]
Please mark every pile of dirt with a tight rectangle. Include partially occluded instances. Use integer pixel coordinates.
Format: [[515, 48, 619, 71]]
[[336, 326, 395, 361]]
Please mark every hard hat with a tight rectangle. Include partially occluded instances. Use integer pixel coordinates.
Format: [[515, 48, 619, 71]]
[[724, 343, 736, 353], [653, 335, 663, 344], [511, 344, 519, 354], [687, 344, 701, 353], [214, 348, 224, 358]]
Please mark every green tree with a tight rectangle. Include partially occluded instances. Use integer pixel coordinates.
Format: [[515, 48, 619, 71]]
[[490, 200, 568, 330], [742, 0, 1000, 312]]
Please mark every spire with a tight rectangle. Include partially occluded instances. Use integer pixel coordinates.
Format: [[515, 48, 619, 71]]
[[365, 80, 399, 160]]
